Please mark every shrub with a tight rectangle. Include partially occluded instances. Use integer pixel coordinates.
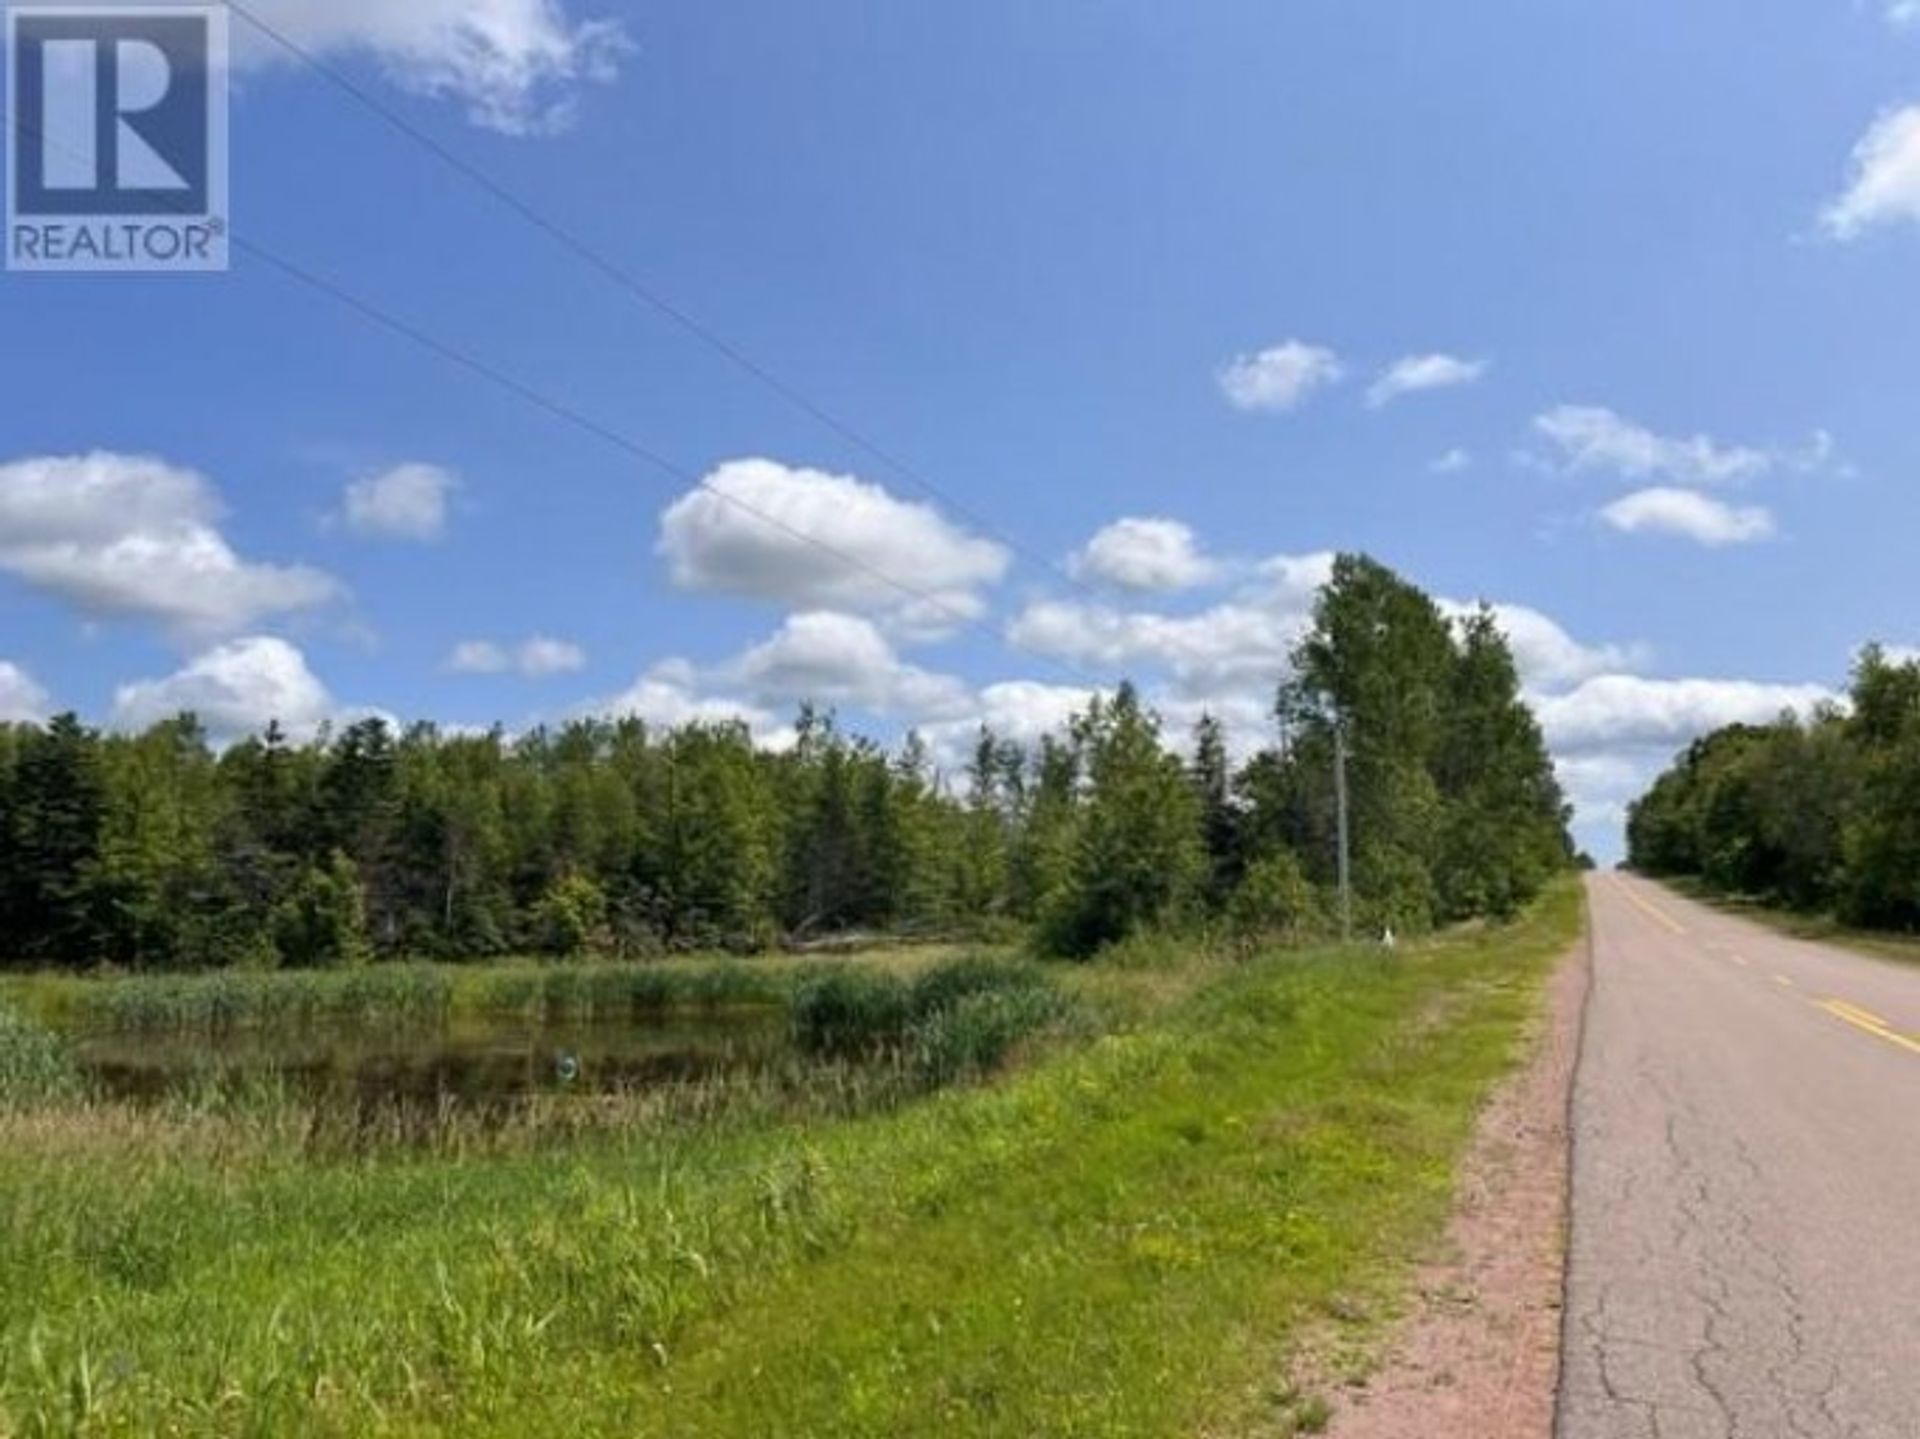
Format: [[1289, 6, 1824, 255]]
[[1226, 853, 1322, 946], [271, 852, 371, 969], [531, 873, 612, 957]]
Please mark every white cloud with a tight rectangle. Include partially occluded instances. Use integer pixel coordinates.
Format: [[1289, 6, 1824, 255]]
[[918, 680, 1103, 772], [727, 612, 973, 719], [593, 659, 782, 740], [1217, 341, 1345, 412], [0, 452, 340, 636], [1010, 597, 1298, 696], [225, 0, 628, 135], [1533, 406, 1777, 486], [518, 635, 585, 676], [1534, 675, 1836, 755], [447, 634, 585, 677], [1007, 550, 1335, 703], [111, 636, 340, 742], [0, 662, 50, 724], [342, 463, 458, 543], [1535, 671, 1838, 859], [1069, 517, 1218, 592], [656, 459, 1009, 639], [1889, 1, 1920, 26], [447, 640, 510, 674], [1430, 448, 1474, 475], [1440, 601, 1646, 690], [1822, 104, 1920, 239], [1366, 353, 1487, 408], [1599, 487, 1775, 547]]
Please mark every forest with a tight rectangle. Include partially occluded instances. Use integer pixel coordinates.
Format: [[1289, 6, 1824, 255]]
[[1627, 644, 1920, 929], [0, 554, 1575, 971]]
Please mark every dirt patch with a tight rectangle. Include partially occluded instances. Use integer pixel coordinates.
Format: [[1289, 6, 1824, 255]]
[[1318, 936, 1590, 1439]]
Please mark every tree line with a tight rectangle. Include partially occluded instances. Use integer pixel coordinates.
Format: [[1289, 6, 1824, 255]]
[[0, 555, 1574, 971], [1626, 644, 1920, 929]]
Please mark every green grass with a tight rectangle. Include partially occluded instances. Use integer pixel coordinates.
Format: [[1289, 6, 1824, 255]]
[[0, 880, 1582, 1437], [1659, 876, 1920, 968]]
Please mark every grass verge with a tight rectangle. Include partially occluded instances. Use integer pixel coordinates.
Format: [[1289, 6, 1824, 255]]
[[1659, 877, 1920, 969], [0, 879, 1581, 1436]]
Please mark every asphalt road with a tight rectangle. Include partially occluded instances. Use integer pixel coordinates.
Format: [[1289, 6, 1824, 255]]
[[1559, 873, 1920, 1438]]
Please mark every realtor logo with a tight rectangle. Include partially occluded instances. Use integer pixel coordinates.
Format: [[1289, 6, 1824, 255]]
[[7, 4, 228, 271]]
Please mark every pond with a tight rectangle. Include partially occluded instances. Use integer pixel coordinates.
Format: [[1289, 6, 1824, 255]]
[[64, 1009, 793, 1106]]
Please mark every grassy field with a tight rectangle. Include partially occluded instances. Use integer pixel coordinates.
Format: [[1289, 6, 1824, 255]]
[[0, 880, 1582, 1437]]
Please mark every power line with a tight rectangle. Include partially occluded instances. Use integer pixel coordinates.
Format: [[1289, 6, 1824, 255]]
[[2, 100, 1110, 694], [220, 0, 1107, 608]]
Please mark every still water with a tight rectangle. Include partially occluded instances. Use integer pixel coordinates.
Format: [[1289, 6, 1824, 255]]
[[66, 1010, 791, 1104]]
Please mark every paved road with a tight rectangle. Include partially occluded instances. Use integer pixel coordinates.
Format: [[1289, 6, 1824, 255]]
[[1560, 873, 1920, 1438]]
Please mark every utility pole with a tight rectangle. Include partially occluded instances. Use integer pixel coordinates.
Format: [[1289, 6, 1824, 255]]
[[1334, 722, 1352, 943]]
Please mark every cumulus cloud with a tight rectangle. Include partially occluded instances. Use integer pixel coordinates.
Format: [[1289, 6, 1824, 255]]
[[0, 662, 51, 724], [224, 0, 628, 135], [1534, 675, 1836, 755], [0, 452, 340, 636], [1069, 518, 1218, 592], [593, 659, 783, 740], [1535, 672, 1836, 858], [342, 463, 458, 542], [447, 634, 585, 677], [918, 680, 1103, 771], [1217, 341, 1345, 412], [1010, 596, 1300, 697], [1532, 406, 1779, 486], [1440, 601, 1646, 690], [1366, 353, 1487, 408], [656, 459, 1009, 639], [727, 612, 972, 719], [1599, 487, 1775, 547], [111, 636, 342, 742], [1822, 104, 1920, 239], [1007, 551, 1335, 705]]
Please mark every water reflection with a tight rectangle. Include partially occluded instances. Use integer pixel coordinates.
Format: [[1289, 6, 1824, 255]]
[[67, 1010, 790, 1104]]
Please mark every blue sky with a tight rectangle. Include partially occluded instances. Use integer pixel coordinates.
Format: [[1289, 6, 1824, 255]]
[[3, 0, 1919, 858]]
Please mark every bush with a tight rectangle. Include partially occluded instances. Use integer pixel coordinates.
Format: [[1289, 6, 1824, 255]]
[[531, 873, 612, 957], [271, 852, 371, 969], [1225, 853, 1322, 947]]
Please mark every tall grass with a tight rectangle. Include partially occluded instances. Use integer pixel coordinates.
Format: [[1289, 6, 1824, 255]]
[[0, 881, 1583, 1436], [9, 951, 974, 1034], [0, 1001, 82, 1107], [789, 956, 1066, 1083]]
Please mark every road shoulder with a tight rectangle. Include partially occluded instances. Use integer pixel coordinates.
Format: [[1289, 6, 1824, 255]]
[[1321, 928, 1590, 1438]]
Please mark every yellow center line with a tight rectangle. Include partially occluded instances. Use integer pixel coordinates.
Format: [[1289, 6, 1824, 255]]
[[1826, 998, 1892, 1029], [1817, 998, 1920, 1056], [1611, 877, 1688, 936]]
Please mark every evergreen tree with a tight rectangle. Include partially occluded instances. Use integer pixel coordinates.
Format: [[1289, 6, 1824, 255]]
[[1043, 684, 1204, 957]]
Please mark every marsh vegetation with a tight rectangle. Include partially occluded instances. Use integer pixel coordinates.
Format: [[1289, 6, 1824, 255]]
[[0, 881, 1581, 1435]]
